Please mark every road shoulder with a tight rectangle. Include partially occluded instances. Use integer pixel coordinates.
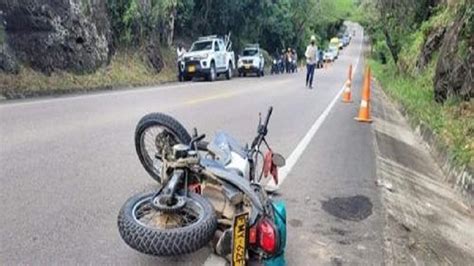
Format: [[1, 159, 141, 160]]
[[278, 52, 384, 265], [372, 82, 474, 265]]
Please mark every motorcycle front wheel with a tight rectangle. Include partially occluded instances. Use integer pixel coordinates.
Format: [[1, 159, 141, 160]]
[[118, 191, 217, 256], [135, 113, 192, 183]]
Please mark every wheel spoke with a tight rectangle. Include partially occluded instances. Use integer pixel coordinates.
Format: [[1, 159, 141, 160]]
[[133, 197, 202, 230], [140, 125, 180, 178]]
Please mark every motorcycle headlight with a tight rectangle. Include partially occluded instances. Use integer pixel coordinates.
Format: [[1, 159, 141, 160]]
[[273, 60, 277, 64]]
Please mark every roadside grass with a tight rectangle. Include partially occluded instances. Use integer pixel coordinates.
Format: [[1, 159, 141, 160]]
[[370, 59, 473, 170], [0, 48, 176, 98]]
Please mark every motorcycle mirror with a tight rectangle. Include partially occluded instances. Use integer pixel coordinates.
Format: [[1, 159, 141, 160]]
[[258, 112, 262, 126], [272, 153, 286, 167]]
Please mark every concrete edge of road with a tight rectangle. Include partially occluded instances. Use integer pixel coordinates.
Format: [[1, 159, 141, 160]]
[[371, 81, 474, 265], [0, 65, 304, 103], [372, 78, 474, 206], [0, 80, 178, 103]]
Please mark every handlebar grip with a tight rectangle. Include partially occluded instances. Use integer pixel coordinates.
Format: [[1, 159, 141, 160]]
[[196, 141, 209, 151], [264, 106, 273, 128]]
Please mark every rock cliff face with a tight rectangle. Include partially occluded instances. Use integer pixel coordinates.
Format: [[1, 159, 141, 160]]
[[0, 0, 112, 74], [434, 8, 473, 102]]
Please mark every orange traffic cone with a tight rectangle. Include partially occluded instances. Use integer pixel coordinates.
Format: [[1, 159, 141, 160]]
[[342, 64, 353, 103], [354, 67, 372, 123], [348, 64, 353, 81], [342, 80, 353, 103]]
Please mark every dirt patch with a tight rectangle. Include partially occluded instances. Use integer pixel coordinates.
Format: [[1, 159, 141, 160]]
[[321, 195, 373, 221]]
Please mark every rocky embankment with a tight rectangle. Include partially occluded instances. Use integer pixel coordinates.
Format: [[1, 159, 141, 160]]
[[0, 0, 112, 75], [0, 0, 165, 76]]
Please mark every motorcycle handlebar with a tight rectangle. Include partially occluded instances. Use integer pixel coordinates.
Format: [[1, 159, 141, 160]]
[[263, 106, 273, 130], [251, 106, 273, 149], [196, 141, 209, 151]]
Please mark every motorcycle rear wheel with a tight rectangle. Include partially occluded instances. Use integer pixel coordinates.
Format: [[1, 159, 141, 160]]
[[135, 113, 192, 183], [118, 191, 217, 256]]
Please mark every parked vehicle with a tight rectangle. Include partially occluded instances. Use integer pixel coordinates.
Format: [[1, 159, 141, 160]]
[[342, 34, 351, 47], [182, 34, 235, 81], [271, 57, 283, 74], [118, 107, 287, 265], [237, 44, 265, 77], [330, 44, 340, 58], [323, 49, 337, 62], [330, 37, 340, 50]]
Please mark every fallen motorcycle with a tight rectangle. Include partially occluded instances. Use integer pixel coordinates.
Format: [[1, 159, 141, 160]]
[[117, 107, 287, 265]]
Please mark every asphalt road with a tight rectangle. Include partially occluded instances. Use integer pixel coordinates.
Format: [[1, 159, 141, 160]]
[[0, 23, 383, 265]]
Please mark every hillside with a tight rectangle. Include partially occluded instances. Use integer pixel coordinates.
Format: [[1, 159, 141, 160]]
[[0, 0, 353, 97], [355, 0, 472, 183]]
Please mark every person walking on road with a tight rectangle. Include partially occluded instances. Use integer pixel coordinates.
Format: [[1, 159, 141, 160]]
[[177, 44, 186, 81], [305, 35, 318, 88]]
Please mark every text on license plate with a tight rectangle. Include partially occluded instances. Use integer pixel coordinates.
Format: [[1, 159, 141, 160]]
[[244, 65, 251, 69], [232, 212, 249, 266], [188, 65, 196, 72]]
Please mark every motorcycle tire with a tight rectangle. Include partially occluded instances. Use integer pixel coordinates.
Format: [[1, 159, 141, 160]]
[[118, 191, 217, 256], [135, 113, 192, 183]]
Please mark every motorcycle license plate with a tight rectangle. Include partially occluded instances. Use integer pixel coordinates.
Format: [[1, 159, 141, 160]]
[[231, 212, 249, 266], [188, 65, 196, 72], [244, 64, 250, 69]]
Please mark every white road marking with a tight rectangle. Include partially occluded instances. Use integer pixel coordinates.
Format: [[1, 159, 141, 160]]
[[266, 27, 364, 190]]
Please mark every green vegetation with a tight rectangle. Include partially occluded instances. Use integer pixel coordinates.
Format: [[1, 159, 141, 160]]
[[0, 48, 176, 97], [357, 0, 473, 169], [370, 59, 473, 168], [108, 0, 355, 54], [2, 0, 355, 95]]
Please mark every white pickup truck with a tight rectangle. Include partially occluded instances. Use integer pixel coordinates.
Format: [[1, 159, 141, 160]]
[[237, 44, 265, 77], [182, 35, 235, 81]]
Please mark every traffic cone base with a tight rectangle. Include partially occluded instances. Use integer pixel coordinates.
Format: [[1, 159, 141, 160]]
[[354, 100, 372, 123], [354, 117, 373, 123]]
